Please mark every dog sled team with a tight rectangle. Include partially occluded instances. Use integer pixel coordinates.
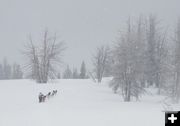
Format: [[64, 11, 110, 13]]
[[38, 90, 57, 103]]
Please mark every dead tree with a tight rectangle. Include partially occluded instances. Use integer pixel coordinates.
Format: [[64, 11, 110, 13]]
[[23, 30, 65, 83], [92, 45, 110, 83]]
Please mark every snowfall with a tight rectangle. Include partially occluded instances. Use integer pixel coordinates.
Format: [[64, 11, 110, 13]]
[[0, 78, 179, 126]]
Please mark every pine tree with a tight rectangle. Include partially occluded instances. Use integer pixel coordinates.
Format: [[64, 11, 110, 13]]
[[63, 65, 72, 79], [73, 68, 79, 79], [57, 72, 61, 79], [3, 58, 12, 79], [0, 64, 3, 80], [12, 63, 23, 79], [80, 61, 86, 79]]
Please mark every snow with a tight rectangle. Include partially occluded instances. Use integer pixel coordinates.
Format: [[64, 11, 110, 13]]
[[0, 78, 178, 126]]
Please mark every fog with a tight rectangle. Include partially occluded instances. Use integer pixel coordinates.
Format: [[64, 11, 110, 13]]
[[0, 0, 179, 69]]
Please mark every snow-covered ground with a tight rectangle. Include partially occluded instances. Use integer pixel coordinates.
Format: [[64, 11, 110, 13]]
[[0, 79, 178, 126]]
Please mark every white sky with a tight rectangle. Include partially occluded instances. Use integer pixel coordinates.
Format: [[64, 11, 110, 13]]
[[0, 0, 179, 71]]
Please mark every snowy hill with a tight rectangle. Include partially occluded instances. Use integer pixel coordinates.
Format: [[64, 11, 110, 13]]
[[0, 79, 177, 126]]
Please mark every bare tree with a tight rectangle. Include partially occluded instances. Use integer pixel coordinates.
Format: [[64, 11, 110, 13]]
[[92, 45, 110, 83], [145, 15, 169, 94], [88, 71, 96, 82], [145, 15, 158, 87], [23, 30, 65, 83], [173, 18, 180, 102], [155, 30, 169, 94]]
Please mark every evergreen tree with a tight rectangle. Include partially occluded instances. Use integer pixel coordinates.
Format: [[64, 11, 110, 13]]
[[57, 72, 61, 79], [12, 63, 23, 79], [79, 61, 86, 79], [63, 65, 72, 79], [73, 68, 79, 79], [3, 58, 12, 79], [0, 64, 3, 79]]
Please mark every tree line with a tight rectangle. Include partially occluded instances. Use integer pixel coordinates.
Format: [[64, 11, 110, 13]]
[[0, 58, 23, 80], [62, 61, 88, 79]]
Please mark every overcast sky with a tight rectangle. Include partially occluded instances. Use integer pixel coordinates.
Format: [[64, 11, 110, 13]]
[[0, 0, 179, 71]]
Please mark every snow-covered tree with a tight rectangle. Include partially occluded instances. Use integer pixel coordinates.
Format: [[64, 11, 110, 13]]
[[110, 18, 146, 101], [103, 53, 113, 77]]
